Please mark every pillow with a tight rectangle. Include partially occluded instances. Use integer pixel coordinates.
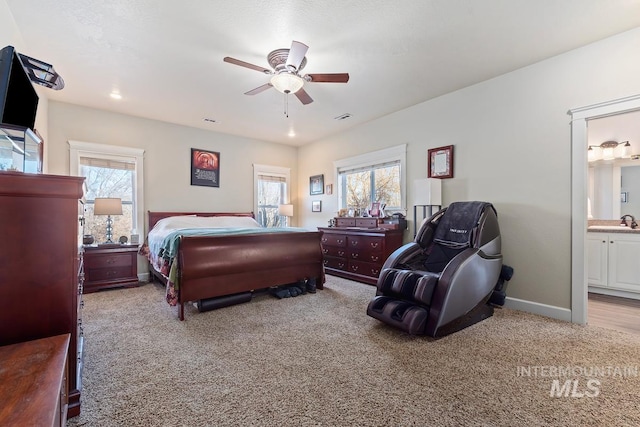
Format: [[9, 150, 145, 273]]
[[151, 215, 261, 232]]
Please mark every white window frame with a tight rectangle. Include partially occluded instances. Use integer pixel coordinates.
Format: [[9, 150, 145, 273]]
[[333, 144, 407, 211], [69, 140, 145, 234], [253, 164, 291, 225]]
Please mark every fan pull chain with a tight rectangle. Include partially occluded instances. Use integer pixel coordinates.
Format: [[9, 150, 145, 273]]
[[284, 93, 289, 118]]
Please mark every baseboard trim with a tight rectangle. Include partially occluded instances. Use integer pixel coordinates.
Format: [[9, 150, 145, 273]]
[[503, 297, 572, 322], [588, 286, 640, 300]]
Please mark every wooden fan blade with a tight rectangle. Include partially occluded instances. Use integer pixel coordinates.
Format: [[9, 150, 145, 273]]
[[223, 57, 271, 74], [306, 73, 350, 83], [286, 41, 309, 70], [294, 87, 313, 105], [245, 83, 273, 95]]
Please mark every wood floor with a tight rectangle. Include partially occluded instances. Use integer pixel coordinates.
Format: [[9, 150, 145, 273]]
[[588, 293, 640, 335]]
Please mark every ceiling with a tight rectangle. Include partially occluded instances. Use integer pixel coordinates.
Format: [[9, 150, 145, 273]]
[[6, 0, 640, 146]]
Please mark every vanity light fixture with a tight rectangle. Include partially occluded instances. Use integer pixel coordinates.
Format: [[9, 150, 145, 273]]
[[587, 140, 631, 162]]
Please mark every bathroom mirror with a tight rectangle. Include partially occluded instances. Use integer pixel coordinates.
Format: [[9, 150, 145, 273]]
[[589, 161, 640, 219]]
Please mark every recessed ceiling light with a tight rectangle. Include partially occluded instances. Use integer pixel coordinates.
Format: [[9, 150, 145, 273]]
[[109, 92, 122, 100], [202, 118, 217, 123]]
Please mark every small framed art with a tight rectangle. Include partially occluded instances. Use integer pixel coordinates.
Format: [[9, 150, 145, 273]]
[[370, 202, 381, 217], [312, 200, 322, 212], [428, 145, 454, 179], [310, 174, 324, 195], [325, 184, 333, 195], [191, 148, 220, 187]]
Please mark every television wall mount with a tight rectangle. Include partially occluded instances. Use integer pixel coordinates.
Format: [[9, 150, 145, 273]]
[[18, 53, 64, 90]]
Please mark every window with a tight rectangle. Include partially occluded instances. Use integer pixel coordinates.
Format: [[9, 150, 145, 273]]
[[254, 164, 291, 227], [69, 141, 144, 241], [335, 145, 406, 214]]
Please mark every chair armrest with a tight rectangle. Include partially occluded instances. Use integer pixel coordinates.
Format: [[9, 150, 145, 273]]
[[426, 248, 502, 337], [381, 242, 423, 270]]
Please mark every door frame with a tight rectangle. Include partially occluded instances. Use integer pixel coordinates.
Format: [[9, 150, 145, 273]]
[[568, 93, 640, 324]]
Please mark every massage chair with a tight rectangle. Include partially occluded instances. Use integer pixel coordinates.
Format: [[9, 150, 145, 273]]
[[366, 201, 512, 337]]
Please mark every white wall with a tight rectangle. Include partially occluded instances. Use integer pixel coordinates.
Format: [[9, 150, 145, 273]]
[[297, 27, 640, 311], [47, 101, 299, 233]]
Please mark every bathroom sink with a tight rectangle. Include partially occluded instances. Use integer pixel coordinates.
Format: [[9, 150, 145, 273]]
[[588, 225, 635, 230]]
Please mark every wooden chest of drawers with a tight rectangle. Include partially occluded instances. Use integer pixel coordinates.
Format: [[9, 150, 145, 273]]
[[83, 245, 139, 293], [318, 227, 404, 285]]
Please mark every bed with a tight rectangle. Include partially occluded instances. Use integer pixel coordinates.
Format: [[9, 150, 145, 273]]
[[141, 211, 325, 320]]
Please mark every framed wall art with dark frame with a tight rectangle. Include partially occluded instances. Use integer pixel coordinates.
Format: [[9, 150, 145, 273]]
[[428, 145, 454, 179], [191, 148, 220, 187], [312, 200, 322, 212], [310, 174, 324, 195]]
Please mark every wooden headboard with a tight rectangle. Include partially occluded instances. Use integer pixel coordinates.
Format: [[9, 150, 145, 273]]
[[147, 211, 255, 230]]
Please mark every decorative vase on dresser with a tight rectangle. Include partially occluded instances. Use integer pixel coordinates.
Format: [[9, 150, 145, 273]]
[[0, 171, 85, 418], [318, 217, 404, 285]]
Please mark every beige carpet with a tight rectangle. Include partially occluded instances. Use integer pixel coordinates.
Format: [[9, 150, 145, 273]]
[[68, 276, 640, 427]]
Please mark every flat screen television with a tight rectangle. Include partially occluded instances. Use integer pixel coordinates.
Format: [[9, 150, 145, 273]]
[[0, 45, 39, 130]]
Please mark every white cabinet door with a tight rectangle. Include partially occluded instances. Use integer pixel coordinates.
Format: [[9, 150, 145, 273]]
[[587, 233, 608, 287], [608, 233, 640, 292]]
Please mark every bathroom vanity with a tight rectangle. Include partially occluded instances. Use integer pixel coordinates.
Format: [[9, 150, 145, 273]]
[[587, 225, 640, 299]]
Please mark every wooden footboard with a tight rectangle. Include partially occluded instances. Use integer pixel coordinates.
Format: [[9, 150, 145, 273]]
[[176, 231, 325, 320]]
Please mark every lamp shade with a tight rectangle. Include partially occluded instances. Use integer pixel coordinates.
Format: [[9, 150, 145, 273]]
[[413, 178, 442, 206], [94, 198, 123, 215], [278, 204, 294, 217]]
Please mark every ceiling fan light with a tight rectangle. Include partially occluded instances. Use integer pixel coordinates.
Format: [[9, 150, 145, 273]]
[[270, 73, 304, 94]]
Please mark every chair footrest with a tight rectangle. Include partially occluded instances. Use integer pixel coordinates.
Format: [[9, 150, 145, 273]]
[[366, 296, 429, 335]]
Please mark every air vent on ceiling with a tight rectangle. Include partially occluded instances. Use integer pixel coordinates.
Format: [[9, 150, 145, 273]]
[[334, 113, 352, 121]]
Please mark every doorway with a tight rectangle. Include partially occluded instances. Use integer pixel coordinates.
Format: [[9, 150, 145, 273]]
[[569, 94, 640, 325]]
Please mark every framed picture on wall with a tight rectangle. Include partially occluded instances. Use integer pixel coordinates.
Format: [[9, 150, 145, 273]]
[[310, 174, 324, 195], [191, 148, 220, 187], [428, 145, 454, 179], [312, 200, 322, 212]]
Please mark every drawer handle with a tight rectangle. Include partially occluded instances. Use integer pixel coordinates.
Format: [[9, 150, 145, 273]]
[[351, 241, 359, 247], [338, 251, 345, 257], [322, 249, 328, 254], [338, 263, 345, 268], [351, 253, 359, 259], [370, 242, 379, 249], [337, 239, 344, 244], [371, 269, 380, 276], [321, 238, 328, 243], [370, 255, 379, 262], [351, 265, 359, 271], [323, 260, 329, 265]]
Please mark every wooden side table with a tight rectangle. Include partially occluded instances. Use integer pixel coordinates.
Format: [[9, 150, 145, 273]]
[[82, 244, 139, 293], [0, 334, 70, 427]]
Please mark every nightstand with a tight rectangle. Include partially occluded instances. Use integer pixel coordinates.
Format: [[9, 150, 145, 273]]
[[82, 244, 139, 293]]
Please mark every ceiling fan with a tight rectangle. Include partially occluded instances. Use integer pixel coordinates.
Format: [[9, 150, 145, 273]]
[[223, 40, 349, 105]]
